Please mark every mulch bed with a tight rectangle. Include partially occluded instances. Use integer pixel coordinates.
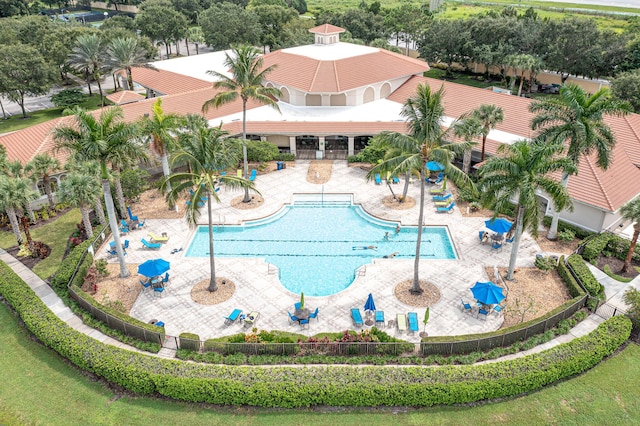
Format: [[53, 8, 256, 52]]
[[5, 244, 50, 270], [596, 255, 640, 279]]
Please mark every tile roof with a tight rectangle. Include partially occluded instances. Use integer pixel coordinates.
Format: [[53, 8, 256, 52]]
[[105, 90, 146, 105], [308, 24, 345, 35], [129, 67, 210, 95]]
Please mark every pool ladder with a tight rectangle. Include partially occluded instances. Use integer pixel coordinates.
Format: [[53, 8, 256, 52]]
[[214, 215, 226, 231], [356, 265, 366, 277]]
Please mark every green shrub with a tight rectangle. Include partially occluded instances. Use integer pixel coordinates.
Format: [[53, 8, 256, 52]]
[[567, 254, 605, 300], [179, 333, 201, 352], [582, 233, 611, 262], [543, 217, 595, 240], [535, 255, 558, 272], [557, 228, 576, 242], [557, 255, 584, 298], [274, 153, 295, 161], [603, 234, 640, 262], [50, 240, 92, 296], [246, 140, 279, 162], [120, 168, 151, 201]]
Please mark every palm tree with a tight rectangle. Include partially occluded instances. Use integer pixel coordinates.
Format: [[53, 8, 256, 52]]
[[24, 153, 61, 210], [65, 159, 106, 225], [139, 98, 182, 195], [202, 45, 282, 203], [53, 107, 140, 278], [619, 198, 640, 273], [164, 114, 256, 292], [4, 160, 37, 223], [58, 172, 101, 239], [367, 84, 474, 294], [472, 104, 504, 163], [452, 115, 482, 174], [530, 84, 631, 240], [479, 139, 575, 280], [0, 175, 38, 247], [107, 37, 156, 91], [67, 34, 107, 103], [506, 53, 542, 97]]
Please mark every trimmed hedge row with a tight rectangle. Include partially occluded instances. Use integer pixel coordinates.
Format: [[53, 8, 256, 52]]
[[558, 255, 584, 298], [567, 254, 605, 300], [50, 240, 92, 295], [582, 233, 611, 263], [0, 260, 631, 407], [542, 216, 595, 240]]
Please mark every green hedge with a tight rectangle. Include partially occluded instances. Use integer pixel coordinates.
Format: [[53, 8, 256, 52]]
[[50, 240, 92, 295], [582, 233, 612, 263], [567, 254, 605, 300], [0, 259, 631, 407], [558, 255, 585, 298], [542, 217, 596, 240], [604, 234, 640, 263]]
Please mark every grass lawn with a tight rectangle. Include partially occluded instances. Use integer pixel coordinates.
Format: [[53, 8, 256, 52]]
[[1, 299, 639, 424], [0, 208, 81, 280]]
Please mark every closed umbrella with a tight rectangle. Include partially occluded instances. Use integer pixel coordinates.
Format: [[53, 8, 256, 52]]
[[138, 259, 170, 278], [426, 161, 445, 171], [364, 293, 376, 313], [470, 281, 506, 305], [484, 218, 513, 234]]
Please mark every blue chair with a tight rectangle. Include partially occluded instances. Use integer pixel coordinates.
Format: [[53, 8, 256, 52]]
[[127, 206, 138, 222], [493, 305, 503, 316], [433, 192, 452, 202], [162, 272, 169, 284], [477, 308, 489, 320], [505, 236, 514, 243], [123, 240, 129, 250], [375, 311, 385, 327], [299, 318, 310, 329], [479, 231, 485, 241], [141, 238, 161, 250], [308, 307, 319, 321], [287, 311, 299, 325], [137, 219, 146, 228], [436, 202, 455, 213], [249, 169, 257, 181], [374, 173, 382, 185], [221, 171, 226, 177], [461, 299, 472, 313], [139, 279, 151, 290], [408, 312, 419, 333], [153, 285, 165, 296], [492, 242, 503, 252], [392, 176, 400, 184], [428, 172, 444, 184], [350, 308, 364, 327], [294, 302, 301, 310], [224, 309, 242, 325], [119, 219, 129, 234]]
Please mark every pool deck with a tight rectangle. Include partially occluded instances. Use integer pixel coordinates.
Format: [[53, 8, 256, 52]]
[[106, 161, 542, 343]]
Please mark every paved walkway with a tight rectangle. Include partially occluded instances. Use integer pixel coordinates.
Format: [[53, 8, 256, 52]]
[[0, 160, 620, 363]]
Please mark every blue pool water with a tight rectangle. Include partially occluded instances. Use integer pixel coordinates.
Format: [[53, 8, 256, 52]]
[[186, 204, 456, 296]]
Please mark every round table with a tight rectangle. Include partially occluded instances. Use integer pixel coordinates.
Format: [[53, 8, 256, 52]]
[[294, 308, 311, 320]]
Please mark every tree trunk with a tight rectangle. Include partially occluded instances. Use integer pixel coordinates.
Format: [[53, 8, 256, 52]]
[[161, 150, 172, 194], [126, 67, 134, 91], [411, 167, 426, 295], [463, 148, 472, 174], [195, 43, 199, 55], [507, 204, 525, 280], [86, 70, 92, 96], [7, 207, 23, 246], [481, 135, 487, 162], [242, 98, 250, 203], [103, 178, 129, 278], [622, 226, 639, 273], [44, 176, 55, 209], [517, 72, 525, 97], [95, 72, 104, 106], [185, 38, 190, 56], [0, 98, 7, 119], [25, 203, 36, 223], [19, 95, 27, 118], [20, 215, 33, 250], [165, 42, 170, 58], [113, 174, 127, 220], [401, 171, 411, 201], [175, 40, 181, 56], [206, 194, 218, 292], [94, 197, 106, 224], [81, 205, 94, 238], [547, 171, 570, 240]]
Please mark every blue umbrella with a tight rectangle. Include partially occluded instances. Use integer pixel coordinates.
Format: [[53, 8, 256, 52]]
[[138, 259, 170, 278], [364, 293, 376, 313], [484, 218, 513, 234], [426, 161, 445, 171], [470, 281, 506, 305]]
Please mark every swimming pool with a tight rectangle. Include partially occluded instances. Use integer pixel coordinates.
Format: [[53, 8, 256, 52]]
[[186, 202, 456, 296]]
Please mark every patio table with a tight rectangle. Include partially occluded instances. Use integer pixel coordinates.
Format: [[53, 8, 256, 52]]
[[294, 307, 311, 320]]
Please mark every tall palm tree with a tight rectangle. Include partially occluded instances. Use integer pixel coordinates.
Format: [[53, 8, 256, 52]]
[[530, 84, 631, 240], [0, 175, 38, 247], [53, 107, 140, 278], [67, 34, 107, 103], [452, 115, 482, 174], [139, 98, 182, 195], [472, 104, 504, 162], [202, 45, 282, 203], [507, 53, 542, 97], [619, 198, 640, 273], [367, 84, 474, 294], [24, 153, 61, 210], [479, 139, 575, 280], [4, 160, 37, 223], [58, 172, 101, 239], [164, 115, 256, 292], [65, 159, 106, 225], [107, 37, 156, 91]]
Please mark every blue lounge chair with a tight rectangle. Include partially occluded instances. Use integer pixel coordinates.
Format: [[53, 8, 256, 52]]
[[106, 248, 117, 257], [375, 311, 385, 327], [433, 193, 452, 202], [287, 311, 299, 325], [436, 202, 455, 213], [408, 312, 419, 333], [374, 173, 382, 185], [392, 176, 400, 184], [505, 236, 514, 243], [127, 206, 138, 222], [137, 219, 146, 228], [249, 169, 257, 181], [141, 238, 161, 250], [427, 172, 443, 184], [308, 307, 319, 321], [224, 309, 242, 325], [350, 308, 364, 327]]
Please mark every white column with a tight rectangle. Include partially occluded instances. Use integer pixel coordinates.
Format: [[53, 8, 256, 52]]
[[318, 136, 325, 158], [289, 136, 296, 155], [348, 137, 355, 157]]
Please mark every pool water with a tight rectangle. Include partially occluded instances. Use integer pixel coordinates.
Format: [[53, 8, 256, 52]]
[[186, 204, 456, 296]]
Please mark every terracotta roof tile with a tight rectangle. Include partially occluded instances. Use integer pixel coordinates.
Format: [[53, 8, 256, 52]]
[[106, 90, 146, 105], [308, 24, 345, 35], [129, 67, 210, 95]]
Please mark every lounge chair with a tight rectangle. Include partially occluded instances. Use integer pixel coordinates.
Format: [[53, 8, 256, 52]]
[[141, 238, 161, 250], [374, 173, 382, 185], [434, 200, 453, 207], [351, 308, 364, 327], [224, 309, 242, 325], [505, 236, 514, 243], [248, 169, 257, 181], [392, 176, 400, 184], [429, 186, 445, 195], [127, 206, 138, 222], [137, 219, 146, 228], [149, 231, 169, 243], [436, 203, 455, 213], [433, 193, 452, 202], [396, 314, 407, 333], [106, 248, 117, 257], [408, 312, 419, 333], [427, 172, 444, 184], [460, 299, 472, 313], [287, 311, 299, 325], [237, 169, 242, 177], [244, 311, 260, 328], [375, 311, 385, 327], [308, 307, 319, 321]]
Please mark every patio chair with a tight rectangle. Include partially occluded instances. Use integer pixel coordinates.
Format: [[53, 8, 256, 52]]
[[139, 279, 151, 290], [224, 309, 242, 325], [375, 311, 385, 327], [294, 302, 301, 311], [221, 171, 226, 177], [153, 285, 165, 296], [127, 206, 138, 222], [436, 202, 455, 213], [396, 313, 407, 333], [137, 219, 146, 228], [106, 248, 117, 257], [477, 308, 489, 320], [149, 231, 169, 243], [408, 312, 419, 333], [119, 220, 129, 234], [429, 186, 445, 195], [351, 308, 364, 327], [505, 236, 514, 243], [162, 272, 170, 284], [460, 299, 472, 313], [141, 238, 162, 250], [434, 200, 453, 207], [287, 311, 299, 325], [244, 311, 260, 328], [427, 172, 444, 184], [299, 318, 310, 329], [492, 242, 503, 252], [123, 240, 129, 250], [308, 307, 319, 321], [493, 304, 504, 316], [433, 193, 452, 202], [374, 173, 382, 185], [237, 169, 242, 177], [392, 176, 400, 184], [249, 169, 257, 181]]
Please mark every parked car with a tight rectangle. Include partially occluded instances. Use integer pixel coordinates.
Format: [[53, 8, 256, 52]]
[[538, 84, 560, 94]]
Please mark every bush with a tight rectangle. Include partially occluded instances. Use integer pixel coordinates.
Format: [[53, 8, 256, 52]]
[[274, 153, 295, 161], [582, 233, 611, 263], [567, 254, 605, 300], [179, 333, 201, 352], [120, 169, 151, 202], [51, 88, 85, 109], [50, 240, 92, 296], [557, 228, 576, 242], [542, 216, 595, 240], [349, 144, 386, 164], [557, 256, 584, 298], [535, 255, 557, 272], [603, 234, 640, 262], [246, 140, 279, 162]]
